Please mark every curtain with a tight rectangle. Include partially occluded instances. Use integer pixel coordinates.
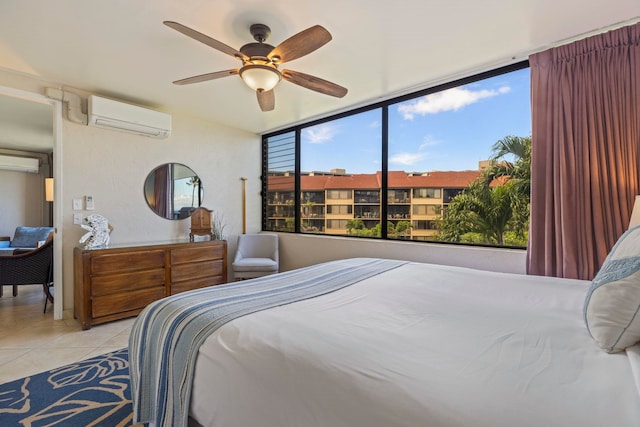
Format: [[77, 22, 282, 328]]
[[153, 164, 172, 218], [527, 22, 640, 280]]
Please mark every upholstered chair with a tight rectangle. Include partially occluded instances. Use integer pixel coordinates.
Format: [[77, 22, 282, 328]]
[[232, 234, 279, 280]]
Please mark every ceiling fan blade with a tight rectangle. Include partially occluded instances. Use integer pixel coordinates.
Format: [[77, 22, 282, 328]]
[[164, 21, 248, 61], [257, 89, 275, 111], [173, 69, 239, 85], [268, 25, 332, 64], [282, 70, 348, 98]]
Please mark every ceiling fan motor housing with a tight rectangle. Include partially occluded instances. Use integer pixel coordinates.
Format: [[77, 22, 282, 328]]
[[239, 42, 276, 59], [250, 23, 271, 42]]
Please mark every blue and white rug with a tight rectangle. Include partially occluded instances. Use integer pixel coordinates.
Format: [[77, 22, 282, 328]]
[[0, 348, 135, 426]]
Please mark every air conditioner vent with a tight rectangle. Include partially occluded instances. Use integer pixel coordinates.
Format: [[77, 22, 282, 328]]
[[0, 154, 39, 173], [88, 95, 171, 139]]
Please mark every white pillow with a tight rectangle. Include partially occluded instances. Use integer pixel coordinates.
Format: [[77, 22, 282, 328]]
[[584, 225, 640, 353]]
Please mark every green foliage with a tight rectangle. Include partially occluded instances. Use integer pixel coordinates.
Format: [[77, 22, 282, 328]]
[[395, 220, 412, 236], [346, 219, 365, 232], [483, 135, 531, 197], [283, 217, 295, 232], [504, 230, 528, 247], [345, 220, 412, 238], [346, 221, 382, 237], [439, 181, 515, 245], [438, 135, 531, 247]]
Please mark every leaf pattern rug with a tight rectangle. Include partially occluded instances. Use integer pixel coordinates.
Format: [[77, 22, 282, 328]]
[[0, 348, 136, 426]]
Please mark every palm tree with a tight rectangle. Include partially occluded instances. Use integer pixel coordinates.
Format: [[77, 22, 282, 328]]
[[485, 135, 531, 239], [483, 135, 531, 196], [439, 180, 515, 245], [438, 135, 531, 246], [186, 176, 200, 207], [301, 198, 315, 231]]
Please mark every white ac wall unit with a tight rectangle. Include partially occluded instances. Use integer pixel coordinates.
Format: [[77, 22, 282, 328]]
[[88, 95, 171, 139], [0, 154, 39, 173]]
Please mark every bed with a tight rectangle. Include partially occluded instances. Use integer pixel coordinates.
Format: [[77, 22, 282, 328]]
[[129, 251, 640, 427]]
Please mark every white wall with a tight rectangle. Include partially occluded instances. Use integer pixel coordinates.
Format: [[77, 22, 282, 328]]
[[276, 233, 527, 274], [0, 169, 45, 236], [60, 110, 261, 311]]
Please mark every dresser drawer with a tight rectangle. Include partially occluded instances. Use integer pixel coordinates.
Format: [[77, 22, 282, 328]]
[[171, 275, 225, 294], [92, 286, 165, 318], [171, 259, 223, 282], [91, 268, 166, 296], [91, 250, 165, 274], [171, 245, 224, 264]]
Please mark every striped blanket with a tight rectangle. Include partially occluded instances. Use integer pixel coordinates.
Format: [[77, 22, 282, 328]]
[[129, 257, 407, 427]]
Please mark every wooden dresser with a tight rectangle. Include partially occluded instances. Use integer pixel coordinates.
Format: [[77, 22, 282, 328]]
[[74, 239, 227, 330]]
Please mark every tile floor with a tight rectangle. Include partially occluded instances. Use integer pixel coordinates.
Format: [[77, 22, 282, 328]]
[[0, 284, 134, 384]]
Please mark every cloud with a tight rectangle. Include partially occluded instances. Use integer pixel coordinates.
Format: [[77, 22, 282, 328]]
[[303, 123, 338, 144], [389, 134, 441, 167], [398, 85, 511, 120], [370, 120, 381, 129], [389, 152, 429, 166], [419, 135, 440, 150]]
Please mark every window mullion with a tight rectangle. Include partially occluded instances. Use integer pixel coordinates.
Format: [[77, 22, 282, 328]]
[[294, 128, 301, 233], [381, 105, 389, 239]]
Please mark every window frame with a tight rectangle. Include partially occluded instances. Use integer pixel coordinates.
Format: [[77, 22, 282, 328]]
[[262, 61, 529, 249]]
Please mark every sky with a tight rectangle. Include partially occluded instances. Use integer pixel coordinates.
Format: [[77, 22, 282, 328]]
[[300, 67, 531, 174]]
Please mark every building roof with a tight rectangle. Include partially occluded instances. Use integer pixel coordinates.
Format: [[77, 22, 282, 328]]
[[388, 171, 481, 188], [268, 170, 484, 191]]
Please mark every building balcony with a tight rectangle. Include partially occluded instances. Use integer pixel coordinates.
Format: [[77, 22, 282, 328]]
[[355, 212, 380, 219], [388, 213, 410, 219]]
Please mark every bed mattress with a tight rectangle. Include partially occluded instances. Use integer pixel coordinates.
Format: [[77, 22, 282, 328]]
[[189, 261, 640, 427]]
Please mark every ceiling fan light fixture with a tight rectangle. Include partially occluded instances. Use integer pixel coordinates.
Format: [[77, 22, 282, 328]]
[[240, 64, 281, 92]]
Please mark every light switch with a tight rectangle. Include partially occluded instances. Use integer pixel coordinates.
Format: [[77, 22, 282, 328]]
[[86, 195, 95, 210], [73, 213, 83, 224], [73, 198, 83, 210]]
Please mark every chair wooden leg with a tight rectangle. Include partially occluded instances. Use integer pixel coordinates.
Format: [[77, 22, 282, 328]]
[[43, 282, 54, 313]]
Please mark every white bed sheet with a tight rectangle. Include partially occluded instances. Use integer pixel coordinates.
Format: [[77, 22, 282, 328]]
[[189, 261, 640, 427]]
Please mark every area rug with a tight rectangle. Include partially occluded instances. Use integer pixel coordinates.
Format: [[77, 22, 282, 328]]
[[0, 348, 136, 426]]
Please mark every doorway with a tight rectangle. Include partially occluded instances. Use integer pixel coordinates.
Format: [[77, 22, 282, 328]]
[[0, 86, 63, 320]]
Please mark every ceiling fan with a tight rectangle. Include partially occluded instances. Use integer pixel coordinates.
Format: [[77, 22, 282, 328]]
[[164, 21, 348, 112]]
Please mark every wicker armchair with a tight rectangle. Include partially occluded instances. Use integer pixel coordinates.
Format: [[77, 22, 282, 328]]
[[0, 238, 53, 309]]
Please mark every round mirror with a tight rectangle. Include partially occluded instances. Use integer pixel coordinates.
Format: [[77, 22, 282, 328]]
[[144, 163, 203, 220]]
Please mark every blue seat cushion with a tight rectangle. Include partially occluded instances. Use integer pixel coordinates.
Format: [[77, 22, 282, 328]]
[[10, 226, 54, 248]]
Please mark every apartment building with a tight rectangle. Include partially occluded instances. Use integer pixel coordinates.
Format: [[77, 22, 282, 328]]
[[266, 168, 483, 240]]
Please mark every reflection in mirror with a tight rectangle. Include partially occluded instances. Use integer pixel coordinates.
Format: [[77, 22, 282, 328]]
[[144, 163, 203, 220]]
